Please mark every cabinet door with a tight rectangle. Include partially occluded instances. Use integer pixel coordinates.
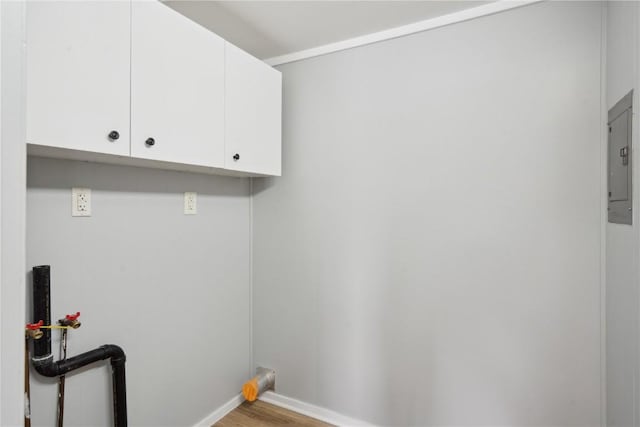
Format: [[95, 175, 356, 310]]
[[131, 1, 225, 167], [225, 43, 282, 176], [26, 1, 131, 155]]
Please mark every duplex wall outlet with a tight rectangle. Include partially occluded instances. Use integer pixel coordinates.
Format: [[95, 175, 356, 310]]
[[184, 192, 197, 215], [71, 188, 91, 217]]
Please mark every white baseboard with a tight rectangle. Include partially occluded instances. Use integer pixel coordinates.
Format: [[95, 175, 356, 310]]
[[192, 393, 244, 427], [259, 391, 377, 427]]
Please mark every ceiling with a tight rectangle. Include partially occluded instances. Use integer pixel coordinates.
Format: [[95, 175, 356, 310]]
[[164, 1, 491, 60]]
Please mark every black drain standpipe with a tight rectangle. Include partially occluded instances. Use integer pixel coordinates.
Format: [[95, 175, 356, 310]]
[[31, 265, 128, 427]]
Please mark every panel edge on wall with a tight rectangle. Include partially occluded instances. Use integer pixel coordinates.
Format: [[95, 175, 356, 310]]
[[1, 1, 27, 425], [191, 393, 245, 427], [259, 391, 379, 427], [264, 0, 543, 66], [249, 177, 254, 377], [634, 4, 640, 426], [600, 4, 607, 426]]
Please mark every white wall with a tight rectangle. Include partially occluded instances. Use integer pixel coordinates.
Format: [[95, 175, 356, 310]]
[[26, 157, 250, 426], [252, 2, 603, 426], [606, 2, 640, 426], [1, 1, 27, 426]]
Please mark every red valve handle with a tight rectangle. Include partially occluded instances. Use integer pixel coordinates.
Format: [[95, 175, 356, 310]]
[[26, 320, 43, 330], [65, 312, 80, 321]]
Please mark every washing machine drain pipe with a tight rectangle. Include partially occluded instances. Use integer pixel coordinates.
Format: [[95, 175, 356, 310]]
[[31, 265, 127, 427]]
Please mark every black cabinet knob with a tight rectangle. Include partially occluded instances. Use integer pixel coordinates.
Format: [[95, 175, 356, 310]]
[[108, 130, 120, 141], [145, 138, 155, 146], [233, 153, 240, 161]]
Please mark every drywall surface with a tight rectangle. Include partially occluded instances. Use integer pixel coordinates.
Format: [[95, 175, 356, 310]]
[[606, 2, 639, 426], [1, 1, 27, 425], [252, 2, 603, 426], [26, 157, 250, 426]]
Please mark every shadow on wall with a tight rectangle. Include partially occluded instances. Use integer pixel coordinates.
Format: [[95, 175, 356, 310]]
[[27, 156, 250, 197], [251, 176, 276, 196]]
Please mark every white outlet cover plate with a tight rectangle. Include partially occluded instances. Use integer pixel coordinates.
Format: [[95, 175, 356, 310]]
[[72, 187, 91, 217], [184, 192, 197, 215]]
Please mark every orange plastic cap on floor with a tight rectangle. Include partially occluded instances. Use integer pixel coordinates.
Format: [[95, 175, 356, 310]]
[[242, 377, 259, 402]]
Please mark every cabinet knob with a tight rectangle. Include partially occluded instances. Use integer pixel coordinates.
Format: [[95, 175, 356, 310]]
[[233, 153, 240, 161], [145, 138, 155, 147], [108, 130, 120, 141]]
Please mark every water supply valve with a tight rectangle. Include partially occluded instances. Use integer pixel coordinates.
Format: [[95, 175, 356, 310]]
[[59, 312, 81, 329], [26, 320, 44, 340]]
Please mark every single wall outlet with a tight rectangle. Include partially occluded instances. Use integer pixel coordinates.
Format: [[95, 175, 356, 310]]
[[71, 187, 91, 217], [184, 192, 197, 215]]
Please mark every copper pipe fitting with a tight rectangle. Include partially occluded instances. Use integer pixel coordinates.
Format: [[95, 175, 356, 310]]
[[59, 319, 81, 329], [26, 329, 44, 340]]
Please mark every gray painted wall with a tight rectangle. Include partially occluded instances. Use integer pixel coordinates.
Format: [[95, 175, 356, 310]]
[[606, 2, 640, 426], [252, 2, 603, 426], [1, 1, 27, 425], [27, 157, 250, 426]]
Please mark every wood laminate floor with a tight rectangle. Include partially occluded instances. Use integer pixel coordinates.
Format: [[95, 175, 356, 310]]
[[214, 400, 334, 427]]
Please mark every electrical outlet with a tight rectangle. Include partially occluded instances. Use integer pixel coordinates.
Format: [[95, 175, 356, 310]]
[[184, 192, 197, 215], [71, 188, 91, 217]]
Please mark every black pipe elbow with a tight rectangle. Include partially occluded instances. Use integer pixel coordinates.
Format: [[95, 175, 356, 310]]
[[33, 345, 126, 377], [104, 344, 126, 367], [32, 344, 128, 427], [33, 358, 61, 377]]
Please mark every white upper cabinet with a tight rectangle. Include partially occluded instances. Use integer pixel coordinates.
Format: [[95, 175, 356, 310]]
[[26, 1, 131, 156], [225, 43, 282, 176], [26, 1, 281, 177], [130, 1, 225, 168]]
